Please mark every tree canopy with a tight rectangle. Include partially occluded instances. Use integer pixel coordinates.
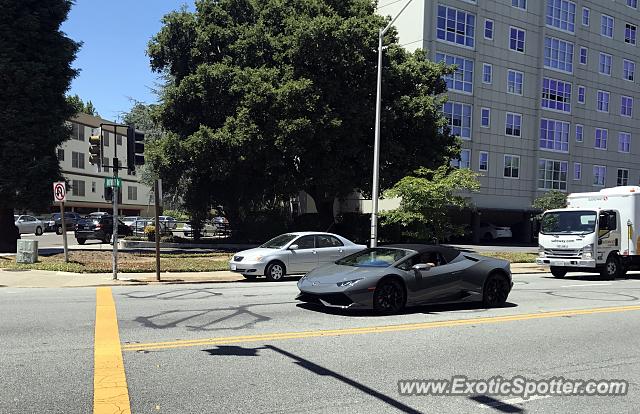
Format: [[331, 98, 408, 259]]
[[532, 190, 567, 216], [67, 94, 99, 116], [147, 0, 458, 225], [381, 166, 480, 243], [0, 0, 79, 251]]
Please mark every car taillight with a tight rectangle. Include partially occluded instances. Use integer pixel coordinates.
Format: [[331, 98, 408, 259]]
[[95, 224, 102, 230]]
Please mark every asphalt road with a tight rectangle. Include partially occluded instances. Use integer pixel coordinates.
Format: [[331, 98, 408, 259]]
[[2, 273, 639, 413]]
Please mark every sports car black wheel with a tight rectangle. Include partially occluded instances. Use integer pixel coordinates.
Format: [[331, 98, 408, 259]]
[[373, 279, 406, 314], [482, 273, 509, 307], [265, 261, 286, 281], [550, 266, 567, 278]]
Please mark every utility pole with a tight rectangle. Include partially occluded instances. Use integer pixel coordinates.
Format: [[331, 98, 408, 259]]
[[154, 179, 161, 281]]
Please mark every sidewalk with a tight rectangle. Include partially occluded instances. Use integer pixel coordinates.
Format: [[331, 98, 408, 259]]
[[0, 263, 548, 288]]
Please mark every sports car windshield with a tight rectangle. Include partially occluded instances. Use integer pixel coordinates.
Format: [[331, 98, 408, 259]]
[[336, 248, 410, 267], [260, 234, 298, 248]]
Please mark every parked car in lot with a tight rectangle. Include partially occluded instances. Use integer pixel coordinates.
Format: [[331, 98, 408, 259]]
[[158, 216, 178, 229], [74, 215, 132, 244], [122, 216, 139, 227], [479, 222, 512, 241], [45, 212, 82, 234], [183, 221, 218, 237], [297, 244, 513, 313], [229, 232, 367, 281], [14, 215, 44, 235]]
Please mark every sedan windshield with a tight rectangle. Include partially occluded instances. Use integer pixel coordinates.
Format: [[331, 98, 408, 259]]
[[260, 234, 298, 249], [336, 248, 410, 267], [541, 210, 597, 235]]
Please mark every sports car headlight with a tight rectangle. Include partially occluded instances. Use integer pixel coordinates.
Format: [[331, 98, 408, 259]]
[[336, 278, 364, 288]]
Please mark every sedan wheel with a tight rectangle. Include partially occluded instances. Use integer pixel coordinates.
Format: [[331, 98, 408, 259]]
[[482, 274, 509, 307], [55, 226, 63, 235], [373, 279, 406, 314], [35, 226, 43, 236], [265, 262, 285, 281], [77, 238, 86, 245]]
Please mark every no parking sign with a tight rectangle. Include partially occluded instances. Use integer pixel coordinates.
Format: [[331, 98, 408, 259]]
[[53, 182, 66, 203]]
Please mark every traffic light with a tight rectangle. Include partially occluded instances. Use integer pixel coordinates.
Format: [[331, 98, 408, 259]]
[[126, 126, 145, 173], [88, 135, 103, 166]]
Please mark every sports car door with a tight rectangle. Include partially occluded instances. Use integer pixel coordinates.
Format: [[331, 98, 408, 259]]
[[415, 255, 467, 304]]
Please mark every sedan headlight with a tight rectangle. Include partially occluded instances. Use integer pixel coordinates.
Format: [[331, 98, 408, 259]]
[[336, 278, 364, 288], [582, 244, 594, 259]]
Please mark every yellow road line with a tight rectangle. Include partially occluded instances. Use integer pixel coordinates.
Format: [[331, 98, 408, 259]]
[[94, 287, 131, 414], [123, 304, 640, 352]]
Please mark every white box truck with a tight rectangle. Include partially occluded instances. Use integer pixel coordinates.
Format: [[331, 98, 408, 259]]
[[536, 186, 640, 279]]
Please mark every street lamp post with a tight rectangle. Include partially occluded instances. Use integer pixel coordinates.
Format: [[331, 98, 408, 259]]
[[370, 0, 415, 248]]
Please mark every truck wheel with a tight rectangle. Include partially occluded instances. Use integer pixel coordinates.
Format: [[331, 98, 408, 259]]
[[550, 267, 567, 278], [600, 255, 621, 280]]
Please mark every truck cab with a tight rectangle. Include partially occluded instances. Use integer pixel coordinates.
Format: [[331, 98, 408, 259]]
[[536, 186, 640, 279]]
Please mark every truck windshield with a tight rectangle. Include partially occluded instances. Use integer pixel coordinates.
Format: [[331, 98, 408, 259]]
[[541, 211, 597, 235]]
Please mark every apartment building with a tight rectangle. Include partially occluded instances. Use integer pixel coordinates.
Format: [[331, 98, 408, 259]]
[[378, 0, 640, 240], [56, 112, 152, 215]]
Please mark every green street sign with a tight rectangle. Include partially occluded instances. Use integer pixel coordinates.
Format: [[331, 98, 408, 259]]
[[104, 177, 122, 188]]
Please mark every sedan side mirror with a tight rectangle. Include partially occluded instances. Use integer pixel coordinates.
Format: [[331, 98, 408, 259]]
[[289, 244, 299, 251], [412, 263, 434, 271]]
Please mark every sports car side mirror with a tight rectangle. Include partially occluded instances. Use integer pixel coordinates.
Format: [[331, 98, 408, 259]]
[[289, 244, 299, 251], [412, 263, 433, 271]]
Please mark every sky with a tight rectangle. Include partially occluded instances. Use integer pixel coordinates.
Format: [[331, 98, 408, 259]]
[[61, 0, 195, 121]]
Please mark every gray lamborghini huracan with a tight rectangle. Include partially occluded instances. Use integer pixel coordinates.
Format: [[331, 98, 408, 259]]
[[296, 244, 513, 313]]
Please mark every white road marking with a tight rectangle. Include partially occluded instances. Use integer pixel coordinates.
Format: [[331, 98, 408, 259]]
[[478, 394, 551, 408], [561, 283, 612, 287]]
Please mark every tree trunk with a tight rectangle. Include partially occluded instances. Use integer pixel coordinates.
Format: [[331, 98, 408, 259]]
[[0, 208, 19, 253], [309, 192, 336, 232]]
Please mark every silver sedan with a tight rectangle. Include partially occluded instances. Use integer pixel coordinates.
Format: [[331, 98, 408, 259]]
[[229, 232, 366, 281]]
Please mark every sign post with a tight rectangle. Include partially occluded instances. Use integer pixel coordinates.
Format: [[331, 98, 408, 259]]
[[154, 179, 161, 281], [53, 182, 69, 263]]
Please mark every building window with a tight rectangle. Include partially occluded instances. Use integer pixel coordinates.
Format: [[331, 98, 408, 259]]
[[538, 159, 568, 190], [542, 77, 571, 113], [575, 124, 583, 142], [71, 180, 85, 197], [577, 86, 585, 104], [574, 163, 582, 180], [451, 149, 471, 169], [624, 59, 636, 81], [504, 155, 520, 179], [546, 0, 576, 33], [540, 118, 569, 152], [628, 0, 638, 9], [599, 52, 612, 75], [480, 107, 491, 127], [619, 132, 631, 153], [582, 7, 590, 26], [621, 96, 634, 117], [102, 157, 109, 173], [544, 37, 574, 73], [116, 135, 123, 146], [479, 151, 489, 171], [57, 148, 64, 161], [601, 15, 614, 38], [512, 0, 526, 9], [507, 70, 524, 95], [91, 181, 96, 193], [71, 151, 85, 169], [484, 19, 494, 40], [437, 5, 476, 48], [618, 169, 630, 186], [626, 23, 637, 45], [593, 165, 606, 186], [509, 27, 526, 53], [103, 131, 110, 147], [597, 90, 610, 112], [442, 102, 472, 140], [70, 123, 85, 141], [595, 128, 608, 149], [127, 186, 138, 201], [482, 63, 492, 84], [579, 47, 587, 65], [436, 52, 474, 93], [505, 113, 522, 137]]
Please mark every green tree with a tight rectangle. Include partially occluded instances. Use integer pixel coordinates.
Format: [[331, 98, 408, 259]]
[[67, 94, 99, 116], [146, 0, 458, 228], [532, 190, 567, 216], [380, 166, 480, 243], [0, 0, 79, 252]]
